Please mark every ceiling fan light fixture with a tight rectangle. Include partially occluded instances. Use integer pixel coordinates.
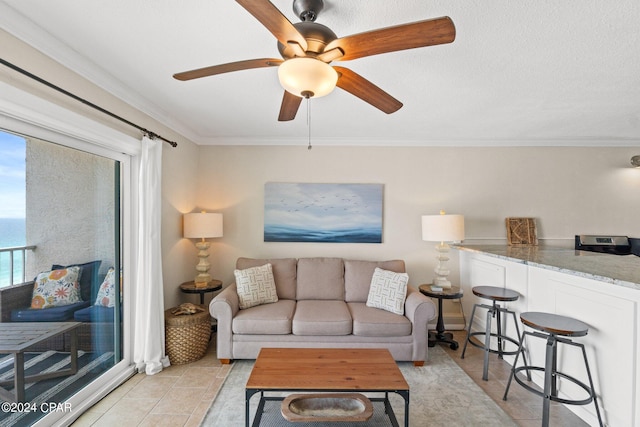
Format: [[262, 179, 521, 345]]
[[278, 57, 338, 98]]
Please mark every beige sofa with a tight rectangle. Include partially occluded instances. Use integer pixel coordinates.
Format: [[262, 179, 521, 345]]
[[209, 257, 436, 366]]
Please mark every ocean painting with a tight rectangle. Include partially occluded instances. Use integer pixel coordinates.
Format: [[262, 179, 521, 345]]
[[264, 183, 383, 243]]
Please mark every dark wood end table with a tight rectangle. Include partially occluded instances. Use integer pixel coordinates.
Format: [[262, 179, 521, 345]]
[[179, 279, 222, 304], [419, 284, 463, 350]]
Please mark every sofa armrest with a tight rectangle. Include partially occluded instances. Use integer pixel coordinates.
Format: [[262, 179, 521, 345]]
[[209, 283, 239, 360], [404, 285, 437, 361], [404, 285, 436, 323], [0, 282, 34, 322]]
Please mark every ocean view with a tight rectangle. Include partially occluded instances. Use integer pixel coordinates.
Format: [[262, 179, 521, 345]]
[[0, 217, 26, 287]]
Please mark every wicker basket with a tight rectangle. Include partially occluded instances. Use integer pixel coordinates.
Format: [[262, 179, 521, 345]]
[[164, 305, 211, 365]]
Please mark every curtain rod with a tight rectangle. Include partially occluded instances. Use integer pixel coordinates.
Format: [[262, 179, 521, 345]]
[[0, 57, 177, 147]]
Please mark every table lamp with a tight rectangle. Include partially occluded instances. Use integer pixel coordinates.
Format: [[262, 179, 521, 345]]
[[422, 211, 465, 289], [183, 211, 223, 287]]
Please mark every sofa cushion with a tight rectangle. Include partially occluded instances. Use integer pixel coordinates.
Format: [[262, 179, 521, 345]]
[[235, 263, 279, 309], [296, 258, 345, 300], [11, 301, 90, 322], [232, 300, 296, 335], [344, 260, 406, 303], [348, 303, 412, 337], [74, 305, 117, 323], [292, 300, 352, 336], [236, 257, 297, 300]]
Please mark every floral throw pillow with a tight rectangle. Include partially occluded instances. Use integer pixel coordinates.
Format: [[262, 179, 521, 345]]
[[95, 268, 117, 307], [31, 267, 82, 309]]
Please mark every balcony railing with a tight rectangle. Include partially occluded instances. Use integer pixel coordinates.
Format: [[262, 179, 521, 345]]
[[0, 245, 36, 287]]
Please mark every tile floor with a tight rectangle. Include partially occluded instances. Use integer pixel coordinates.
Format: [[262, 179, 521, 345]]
[[70, 338, 230, 427], [72, 331, 589, 427], [444, 330, 589, 427]]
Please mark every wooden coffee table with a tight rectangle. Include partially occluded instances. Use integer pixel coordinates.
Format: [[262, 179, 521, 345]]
[[245, 348, 409, 427], [0, 322, 80, 402]]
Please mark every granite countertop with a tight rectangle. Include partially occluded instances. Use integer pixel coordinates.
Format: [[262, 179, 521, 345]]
[[454, 244, 640, 290]]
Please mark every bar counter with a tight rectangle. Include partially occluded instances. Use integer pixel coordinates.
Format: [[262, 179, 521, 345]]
[[454, 244, 640, 290], [456, 244, 640, 426]]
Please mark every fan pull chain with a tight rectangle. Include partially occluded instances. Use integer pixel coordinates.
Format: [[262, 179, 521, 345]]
[[306, 96, 312, 150]]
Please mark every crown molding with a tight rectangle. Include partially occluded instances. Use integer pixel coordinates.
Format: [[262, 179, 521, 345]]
[[193, 135, 640, 147]]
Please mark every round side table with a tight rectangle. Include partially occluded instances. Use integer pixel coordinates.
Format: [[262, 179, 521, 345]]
[[179, 280, 222, 304], [419, 284, 464, 350]]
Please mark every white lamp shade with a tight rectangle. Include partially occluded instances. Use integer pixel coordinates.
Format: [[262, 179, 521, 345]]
[[278, 57, 338, 98], [422, 213, 465, 242], [183, 212, 223, 239]]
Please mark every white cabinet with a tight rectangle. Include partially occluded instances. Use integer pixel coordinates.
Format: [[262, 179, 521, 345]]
[[459, 250, 640, 427], [527, 266, 638, 427]]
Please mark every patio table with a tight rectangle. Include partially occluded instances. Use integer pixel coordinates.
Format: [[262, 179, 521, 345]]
[[0, 322, 80, 402]]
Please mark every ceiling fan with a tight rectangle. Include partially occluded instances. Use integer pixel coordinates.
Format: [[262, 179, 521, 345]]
[[173, 0, 456, 121]]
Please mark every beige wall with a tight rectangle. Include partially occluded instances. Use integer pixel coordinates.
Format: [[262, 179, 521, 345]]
[[161, 141, 200, 307], [195, 145, 640, 302]]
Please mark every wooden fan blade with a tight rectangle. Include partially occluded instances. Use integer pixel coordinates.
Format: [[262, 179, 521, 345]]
[[334, 66, 402, 114], [173, 58, 283, 81], [325, 16, 455, 61], [278, 91, 303, 121], [236, 0, 308, 51]]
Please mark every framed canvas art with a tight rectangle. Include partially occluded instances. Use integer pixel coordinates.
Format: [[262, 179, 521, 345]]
[[264, 183, 383, 243]]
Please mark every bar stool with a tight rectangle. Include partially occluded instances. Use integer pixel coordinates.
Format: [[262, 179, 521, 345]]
[[461, 286, 528, 381], [503, 312, 603, 427]]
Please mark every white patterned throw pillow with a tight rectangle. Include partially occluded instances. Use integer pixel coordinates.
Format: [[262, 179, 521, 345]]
[[366, 267, 409, 315], [234, 263, 278, 309]]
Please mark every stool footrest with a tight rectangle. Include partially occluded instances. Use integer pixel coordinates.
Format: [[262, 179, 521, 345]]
[[467, 332, 521, 356], [512, 366, 596, 406]]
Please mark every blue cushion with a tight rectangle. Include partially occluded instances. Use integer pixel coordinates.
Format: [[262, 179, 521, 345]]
[[11, 301, 90, 322], [73, 305, 116, 323], [74, 306, 118, 354], [52, 260, 102, 302]]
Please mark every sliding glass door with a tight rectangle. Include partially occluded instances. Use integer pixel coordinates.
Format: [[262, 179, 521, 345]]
[[0, 129, 127, 426]]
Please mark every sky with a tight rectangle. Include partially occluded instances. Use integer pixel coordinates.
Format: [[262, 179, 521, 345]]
[[264, 183, 383, 231], [0, 130, 26, 218]]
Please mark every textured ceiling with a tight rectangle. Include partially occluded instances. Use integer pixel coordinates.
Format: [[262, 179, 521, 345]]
[[1, 0, 639, 146]]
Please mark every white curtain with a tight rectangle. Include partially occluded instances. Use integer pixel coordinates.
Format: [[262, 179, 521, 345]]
[[133, 136, 169, 374]]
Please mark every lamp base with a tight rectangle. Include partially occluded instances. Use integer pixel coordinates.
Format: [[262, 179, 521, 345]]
[[433, 242, 453, 289], [194, 240, 212, 288]]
